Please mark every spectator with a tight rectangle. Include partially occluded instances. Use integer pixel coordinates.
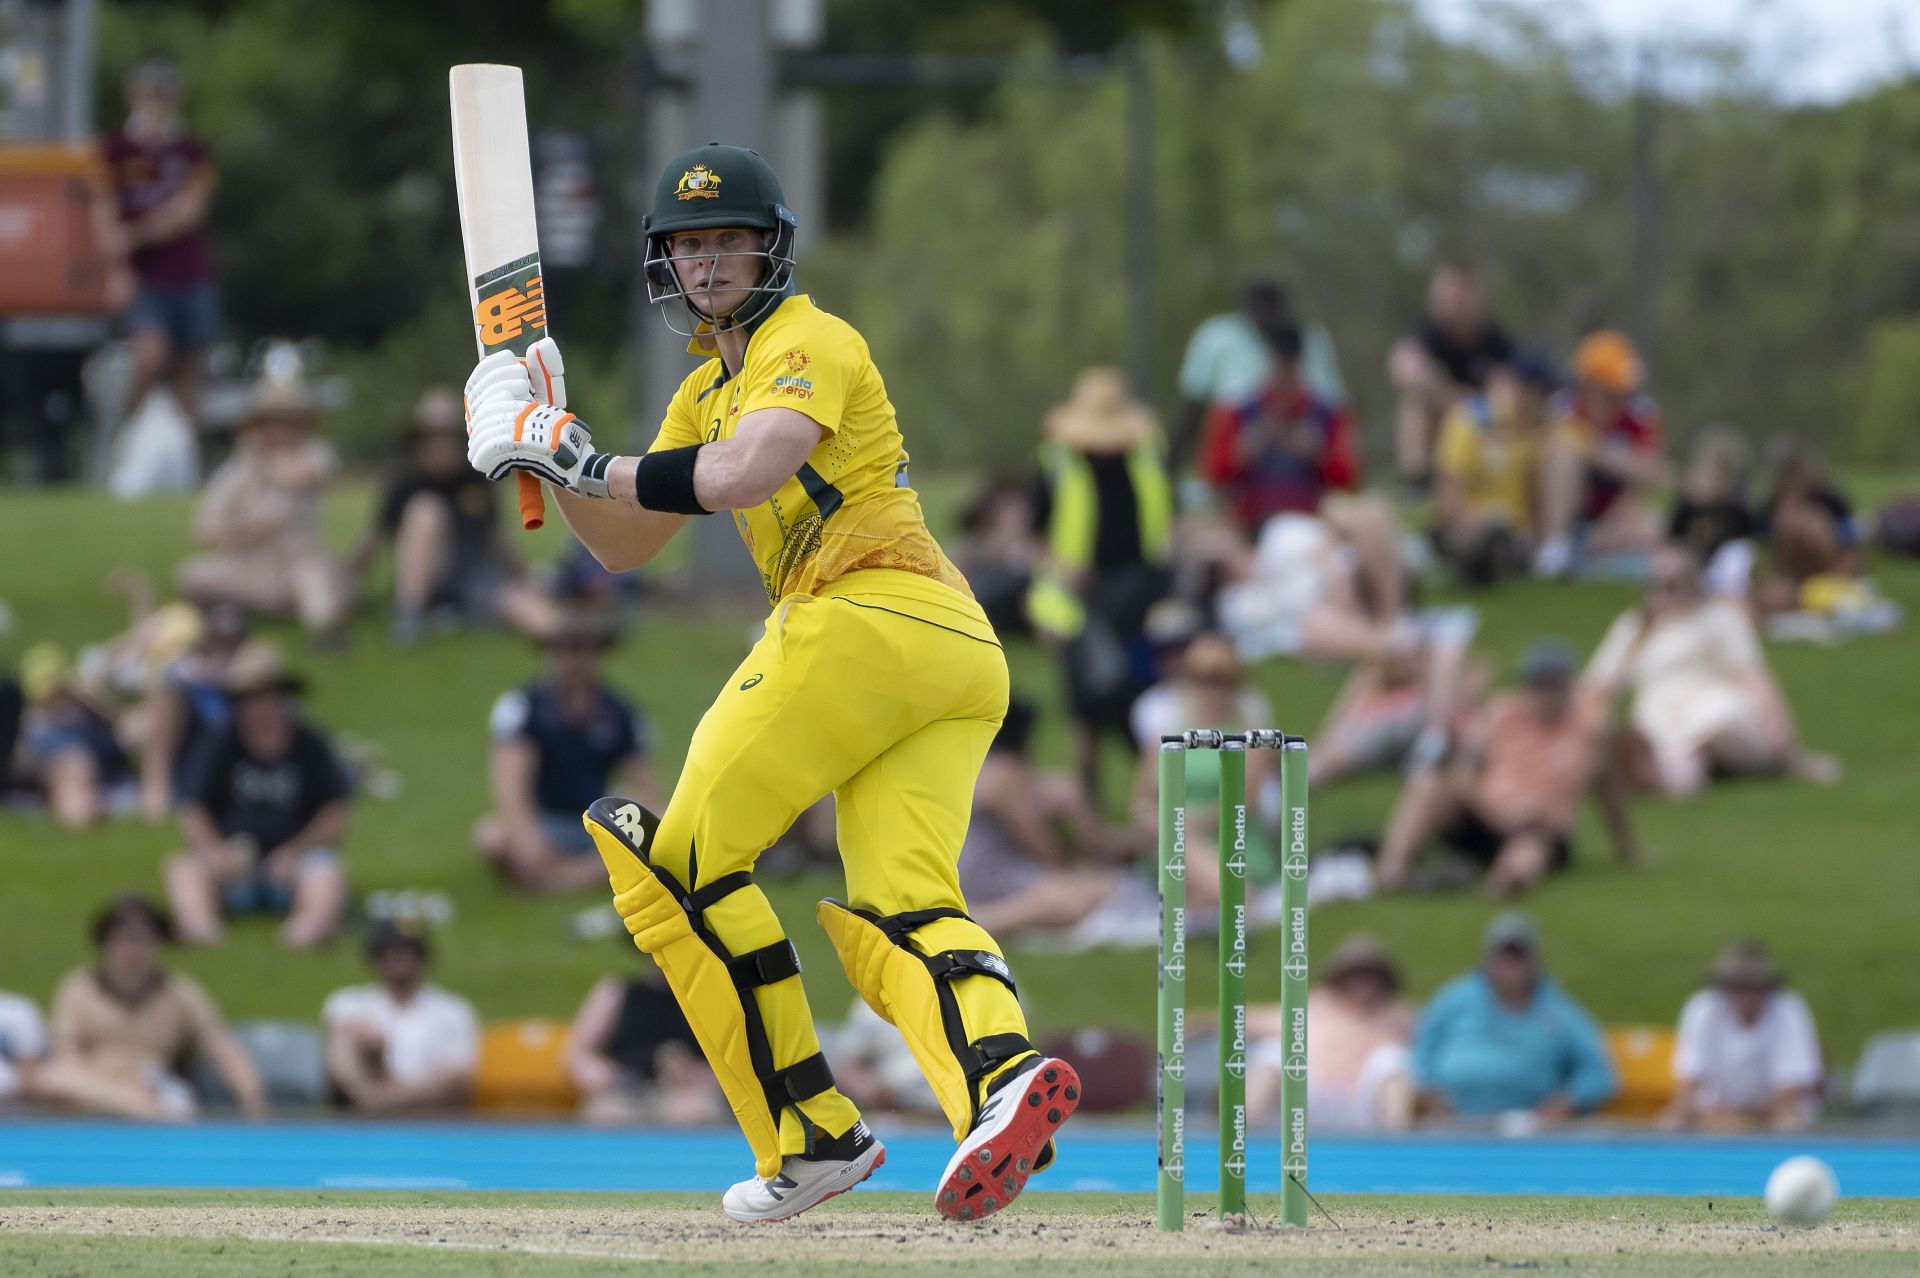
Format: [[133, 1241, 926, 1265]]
[[0, 674, 21, 796], [165, 641, 350, 948], [1431, 354, 1558, 586], [101, 59, 220, 427], [474, 615, 655, 893], [1197, 321, 1361, 535], [1248, 933, 1415, 1132], [1310, 651, 1490, 789], [1668, 427, 1757, 596], [0, 987, 47, 1107], [1758, 441, 1863, 608], [1177, 279, 1347, 466], [963, 700, 1154, 945], [175, 380, 348, 646], [347, 387, 564, 646], [1129, 632, 1279, 914], [322, 920, 477, 1113], [564, 961, 719, 1125], [1213, 498, 1415, 664], [1534, 331, 1666, 578], [133, 601, 249, 820], [1376, 641, 1637, 896], [33, 893, 264, 1120], [1661, 940, 1821, 1133], [950, 477, 1040, 640], [1414, 912, 1615, 1124], [1587, 546, 1839, 797], [15, 643, 131, 828], [1029, 368, 1174, 799], [1387, 262, 1514, 487]]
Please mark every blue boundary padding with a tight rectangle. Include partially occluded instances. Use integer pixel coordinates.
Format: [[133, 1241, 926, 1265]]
[[1, 1123, 1916, 1196]]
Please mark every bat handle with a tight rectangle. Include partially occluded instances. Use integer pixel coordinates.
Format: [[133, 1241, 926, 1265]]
[[516, 471, 545, 530]]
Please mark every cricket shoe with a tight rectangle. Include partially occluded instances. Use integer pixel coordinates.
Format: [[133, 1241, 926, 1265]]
[[935, 1056, 1080, 1223], [722, 1122, 886, 1223]]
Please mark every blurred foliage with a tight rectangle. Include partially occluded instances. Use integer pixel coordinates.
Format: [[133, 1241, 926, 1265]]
[[91, 0, 1920, 468]]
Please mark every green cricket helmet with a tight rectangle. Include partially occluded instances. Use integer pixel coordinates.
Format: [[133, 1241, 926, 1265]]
[[643, 142, 798, 335]]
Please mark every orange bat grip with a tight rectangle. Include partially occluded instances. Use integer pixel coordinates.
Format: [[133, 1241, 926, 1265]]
[[516, 471, 545, 530]]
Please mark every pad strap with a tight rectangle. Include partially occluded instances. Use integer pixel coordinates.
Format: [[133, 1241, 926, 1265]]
[[858, 903, 1035, 1123], [957, 1032, 1035, 1082], [688, 871, 755, 916], [924, 949, 1018, 995], [764, 1051, 835, 1110], [729, 940, 803, 988]]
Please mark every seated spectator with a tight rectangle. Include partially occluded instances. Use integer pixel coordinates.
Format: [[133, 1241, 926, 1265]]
[[1757, 441, 1864, 608], [474, 615, 655, 893], [33, 893, 265, 1120], [165, 641, 350, 948], [1431, 353, 1557, 586], [0, 987, 48, 1107], [132, 601, 248, 820], [1213, 497, 1416, 664], [1377, 641, 1636, 896], [1197, 321, 1360, 535], [963, 700, 1153, 944], [1176, 278, 1346, 467], [1130, 633, 1279, 913], [175, 380, 348, 647], [1661, 940, 1821, 1133], [1029, 369, 1174, 800], [347, 387, 563, 646], [15, 643, 132, 828], [1587, 546, 1839, 797], [1248, 933, 1414, 1132], [1310, 651, 1490, 788], [322, 920, 477, 1113], [1387, 262, 1514, 487], [564, 961, 720, 1125], [1534, 332, 1666, 577], [950, 477, 1039, 640], [1669, 427, 1758, 598], [1414, 912, 1615, 1123]]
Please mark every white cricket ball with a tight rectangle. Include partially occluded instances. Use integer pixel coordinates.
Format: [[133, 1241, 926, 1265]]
[[1764, 1155, 1838, 1228]]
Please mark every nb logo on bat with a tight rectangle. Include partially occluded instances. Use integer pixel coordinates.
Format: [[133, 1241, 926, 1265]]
[[612, 803, 648, 849], [474, 279, 546, 347]]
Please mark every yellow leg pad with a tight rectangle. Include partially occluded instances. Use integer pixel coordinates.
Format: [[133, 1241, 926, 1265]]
[[817, 900, 1033, 1141], [703, 889, 863, 1159]]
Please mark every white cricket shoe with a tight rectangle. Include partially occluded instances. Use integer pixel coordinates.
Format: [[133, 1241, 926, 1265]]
[[935, 1056, 1081, 1223], [721, 1122, 886, 1223]]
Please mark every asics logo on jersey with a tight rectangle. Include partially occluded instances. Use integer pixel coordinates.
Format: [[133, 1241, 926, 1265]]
[[739, 673, 764, 690]]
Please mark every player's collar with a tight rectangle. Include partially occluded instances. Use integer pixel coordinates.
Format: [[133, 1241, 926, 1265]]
[[684, 288, 804, 359]]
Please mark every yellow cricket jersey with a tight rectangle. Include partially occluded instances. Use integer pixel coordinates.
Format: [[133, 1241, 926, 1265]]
[[1434, 400, 1536, 533], [650, 294, 977, 613]]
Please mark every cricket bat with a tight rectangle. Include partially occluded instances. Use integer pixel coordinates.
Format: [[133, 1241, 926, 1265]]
[[450, 63, 548, 531]]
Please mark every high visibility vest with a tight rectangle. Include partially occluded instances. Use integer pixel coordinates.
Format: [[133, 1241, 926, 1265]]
[[1042, 440, 1173, 573]]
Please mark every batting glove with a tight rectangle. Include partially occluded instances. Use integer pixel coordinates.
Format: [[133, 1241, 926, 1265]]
[[465, 350, 612, 497]]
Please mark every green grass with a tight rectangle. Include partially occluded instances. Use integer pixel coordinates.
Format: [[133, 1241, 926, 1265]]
[[2, 479, 1919, 1067], [1, 1191, 1915, 1276]]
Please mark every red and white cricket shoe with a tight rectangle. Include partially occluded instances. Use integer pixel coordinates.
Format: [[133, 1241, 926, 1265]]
[[934, 1056, 1080, 1223]]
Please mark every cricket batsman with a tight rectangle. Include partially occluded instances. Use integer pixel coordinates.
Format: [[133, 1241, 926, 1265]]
[[462, 143, 1080, 1222]]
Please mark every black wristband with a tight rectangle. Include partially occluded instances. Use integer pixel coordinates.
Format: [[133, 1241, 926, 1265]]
[[634, 444, 710, 515]]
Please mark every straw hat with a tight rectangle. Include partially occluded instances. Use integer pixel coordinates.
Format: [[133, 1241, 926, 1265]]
[[1707, 939, 1784, 990], [1043, 367, 1158, 453], [221, 640, 305, 697]]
